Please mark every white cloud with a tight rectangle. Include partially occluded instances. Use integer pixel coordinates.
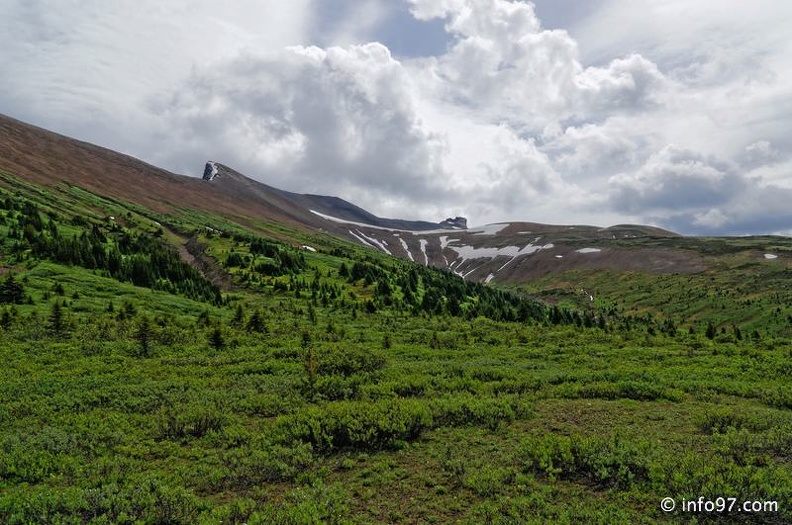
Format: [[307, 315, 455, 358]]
[[157, 44, 450, 212], [0, 0, 790, 234], [693, 209, 728, 229], [0, 0, 312, 150], [543, 119, 654, 180], [408, 0, 671, 124]]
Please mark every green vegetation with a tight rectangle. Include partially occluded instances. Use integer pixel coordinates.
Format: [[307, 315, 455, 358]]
[[1, 175, 791, 523], [516, 237, 792, 339]]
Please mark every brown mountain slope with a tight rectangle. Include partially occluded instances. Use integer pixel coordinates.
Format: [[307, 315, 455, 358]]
[[0, 113, 327, 236], [0, 113, 709, 284]]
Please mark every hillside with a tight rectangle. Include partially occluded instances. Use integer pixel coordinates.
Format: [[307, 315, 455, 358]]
[[1, 115, 792, 523]]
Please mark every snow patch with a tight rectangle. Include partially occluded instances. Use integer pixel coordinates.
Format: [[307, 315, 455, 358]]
[[310, 210, 460, 233], [463, 264, 482, 279], [397, 237, 414, 262], [555, 255, 563, 259], [485, 273, 495, 284], [313, 210, 395, 230], [576, 248, 602, 254], [447, 242, 555, 261], [419, 239, 429, 265], [439, 236, 452, 266], [349, 230, 375, 249], [354, 230, 392, 255], [301, 245, 317, 253], [496, 256, 517, 273], [764, 253, 778, 260]]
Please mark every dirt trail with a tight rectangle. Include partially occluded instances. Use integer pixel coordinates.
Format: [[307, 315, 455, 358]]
[[183, 236, 239, 292], [161, 224, 239, 292]]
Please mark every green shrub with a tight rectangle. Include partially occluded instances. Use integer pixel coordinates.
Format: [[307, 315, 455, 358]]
[[218, 443, 314, 489], [283, 399, 431, 453], [315, 346, 387, 377], [760, 387, 792, 410], [661, 452, 792, 512], [0, 478, 205, 524], [429, 394, 531, 431], [556, 380, 682, 402], [519, 434, 654, 490], [155, 405, 227, 441], [697, 409, 778, 435], [250, 482, 350, 525]]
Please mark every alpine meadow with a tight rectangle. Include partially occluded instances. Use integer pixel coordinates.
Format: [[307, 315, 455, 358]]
[[0, 113, 790, 524], [2, 1, 792, 522]]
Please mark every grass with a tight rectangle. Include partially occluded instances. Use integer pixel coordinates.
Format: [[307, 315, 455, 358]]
[[1, 173, 791, 523]]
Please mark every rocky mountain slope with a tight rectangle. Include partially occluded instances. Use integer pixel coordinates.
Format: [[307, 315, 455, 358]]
[[196, 159, 706, 283], [2, 113, 787, 288]]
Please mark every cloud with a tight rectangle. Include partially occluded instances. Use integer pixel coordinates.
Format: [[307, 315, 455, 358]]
[[157, 44, 451, 212], [1, 0, 790, 234], [608, 146, 792, 235], [408, 0, 670, 124], [608, 146, 744, 214], [0, 0, 313, 150], [543, 119, 654, 180]]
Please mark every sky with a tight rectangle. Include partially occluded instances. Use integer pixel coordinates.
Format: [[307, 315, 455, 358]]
[[1, 0, 791, 235]]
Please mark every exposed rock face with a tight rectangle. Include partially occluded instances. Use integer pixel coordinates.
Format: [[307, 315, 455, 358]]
[[202, 161, 219, 181], [440, 217, 468, 229]]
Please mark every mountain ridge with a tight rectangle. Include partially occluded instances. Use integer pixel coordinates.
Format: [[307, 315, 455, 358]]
[[202, 160, 468, 232], [2, 112, 787, 290]]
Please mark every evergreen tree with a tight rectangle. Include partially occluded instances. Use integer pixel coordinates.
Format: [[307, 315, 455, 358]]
[[208, 326, 225, 351], [48, 300, 65, 336], [705, 321, 717, 340], [0, 307, 13, 330], [1, 274, 25, 304], [246, 310, 267, 333], [230, 304, 246, 328], [307, 303, 317, 324], [136, 316, 154, 357]]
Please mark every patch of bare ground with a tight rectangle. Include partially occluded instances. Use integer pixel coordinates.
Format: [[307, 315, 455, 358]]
[[184, 237, 239, 293], [497, 247, 707, 283]]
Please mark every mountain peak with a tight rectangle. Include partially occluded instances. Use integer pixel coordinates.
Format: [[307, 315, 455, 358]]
[[440, 217, 468, 230], [202, 161, 220, 181]]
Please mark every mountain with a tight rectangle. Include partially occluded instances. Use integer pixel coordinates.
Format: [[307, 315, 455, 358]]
[[194, 160, 702, 284], [1, 113, 696, 284], [202, 160, 466, 232], [2, 112, 790, 334]]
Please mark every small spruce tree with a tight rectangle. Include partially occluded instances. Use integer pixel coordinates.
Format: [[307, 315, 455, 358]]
[[208, 326, 225, 351], [48, 300, 65, 336], [705, 321, 717, 340], [230, 304, 245, 328], [136, 316, 154, 357]]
